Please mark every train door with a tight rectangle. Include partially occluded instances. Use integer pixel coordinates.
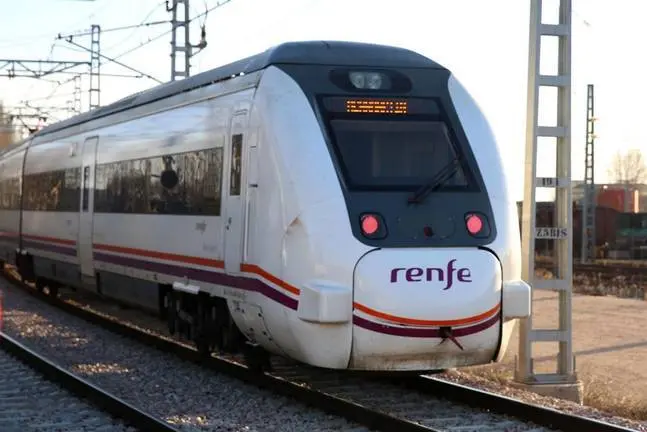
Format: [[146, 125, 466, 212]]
[[78, 136, 98, 286], [224, 109, 249, 273]]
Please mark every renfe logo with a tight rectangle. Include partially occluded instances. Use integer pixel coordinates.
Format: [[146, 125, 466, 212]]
[[390, 259, 472, 290]]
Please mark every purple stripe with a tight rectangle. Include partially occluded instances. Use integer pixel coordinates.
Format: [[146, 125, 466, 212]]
[[93, 252, 298, 310], [23, 240, 77, 256], [352, 312, 500, 338]]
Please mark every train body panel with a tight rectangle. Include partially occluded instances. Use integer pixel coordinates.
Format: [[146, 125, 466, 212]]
[[2, 41, 531, 372], [0, 142, 27, 265], [446, 75, 526, 361], [238, 66, 364, 367], [350, 247, 501, 370], [21, 135, 81, 273]]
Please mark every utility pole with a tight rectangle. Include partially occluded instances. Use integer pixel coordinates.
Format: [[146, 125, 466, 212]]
[[73, 75, 82, 114], [89, 24, 101, 110], [57, 24, 103, 110], [168, 0, 207, 81], [515, 0, 582, 403], [581, 84, 596, 262]]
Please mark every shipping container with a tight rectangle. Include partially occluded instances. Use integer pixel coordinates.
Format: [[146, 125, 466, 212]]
[[516, 201, 621, 258]]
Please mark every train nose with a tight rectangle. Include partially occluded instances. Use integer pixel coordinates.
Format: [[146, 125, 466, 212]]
[[348, 248, 526, 371]]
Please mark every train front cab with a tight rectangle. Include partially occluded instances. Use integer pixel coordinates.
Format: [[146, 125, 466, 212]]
[[279, 58, 531, 371]]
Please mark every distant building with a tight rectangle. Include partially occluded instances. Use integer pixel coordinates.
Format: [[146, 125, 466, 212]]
[[0, 125, 17, 150], [572, 181, 647, 212]]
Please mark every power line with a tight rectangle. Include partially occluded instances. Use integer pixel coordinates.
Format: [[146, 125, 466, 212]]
[[63, 38, 163, 83], [107, 29, 173, 65], [57, 20, 170, 40], [9, 0, 235, 117], [102, 0, 168, 52]]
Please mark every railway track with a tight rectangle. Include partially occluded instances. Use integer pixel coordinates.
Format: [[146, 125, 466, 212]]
[[537, 261, 647, 276], [0, 265, 639, 432], [0, 330, 178, 432]]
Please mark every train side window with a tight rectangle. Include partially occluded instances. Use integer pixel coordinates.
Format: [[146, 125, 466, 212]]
[[229, 134, 242, 196], [94, 147, 224, 216], [82, 166, 90, 211]]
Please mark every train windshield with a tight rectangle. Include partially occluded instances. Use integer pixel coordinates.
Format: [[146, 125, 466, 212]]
[[328, 118, 469, 191]]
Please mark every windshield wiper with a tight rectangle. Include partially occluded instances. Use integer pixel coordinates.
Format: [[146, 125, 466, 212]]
[[407, 156, 462, 204]]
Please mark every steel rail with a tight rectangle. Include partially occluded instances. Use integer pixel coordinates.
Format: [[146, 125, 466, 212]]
[[0, 330, 179, 432], [1, 266, 640, 432]]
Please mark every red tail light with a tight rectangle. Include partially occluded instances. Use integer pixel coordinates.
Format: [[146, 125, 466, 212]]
[[465, 213, 483, 235], [361, 214, 380, 235]]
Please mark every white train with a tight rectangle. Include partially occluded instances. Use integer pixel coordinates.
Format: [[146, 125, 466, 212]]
[[0, 41, 530, 372]]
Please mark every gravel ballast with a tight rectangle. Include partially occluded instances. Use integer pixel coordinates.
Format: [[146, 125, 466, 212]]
[[56, 283, 647, 432], [0, 346, 134, 432], [0, 281, 364, 432], [2, 275, 645, 432]]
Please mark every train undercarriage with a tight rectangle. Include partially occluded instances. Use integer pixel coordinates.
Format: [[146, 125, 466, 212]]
[[13, 253, 273, 372]]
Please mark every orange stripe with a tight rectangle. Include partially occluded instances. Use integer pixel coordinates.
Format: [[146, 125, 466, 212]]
[[240, 263, 301, 296], [23, 233, 76, 246], [353, 302, 501, 327], [93, 243, 225, 269], [13, 235, 498, 325]]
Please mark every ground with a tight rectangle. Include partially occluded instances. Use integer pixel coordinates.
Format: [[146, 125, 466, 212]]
[[465, 289, 647, 418]]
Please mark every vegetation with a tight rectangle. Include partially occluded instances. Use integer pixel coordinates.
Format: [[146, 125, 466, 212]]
[[463, 365, 647, 422], [608, 149, 647, 184]]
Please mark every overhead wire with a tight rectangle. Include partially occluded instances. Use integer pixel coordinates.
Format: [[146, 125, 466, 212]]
[[98, 0, 229, 79], [101, 0, 169, 52], [14, 0, 114, 110], [16, 0, 236, 112]]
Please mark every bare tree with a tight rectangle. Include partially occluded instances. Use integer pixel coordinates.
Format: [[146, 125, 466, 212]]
[[0, 101, 7, 126], [0, 101, 16, 148], [607, 149, 647, 184]]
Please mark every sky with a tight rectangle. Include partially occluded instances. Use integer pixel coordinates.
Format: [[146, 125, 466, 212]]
[[0, 0, 645, 202]]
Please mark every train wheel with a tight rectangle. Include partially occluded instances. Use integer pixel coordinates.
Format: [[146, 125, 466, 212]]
[[194, 295, 212, 356], [158, 285, 169, 321], [167, 291, 176, 335], [209, 301, 222, 351], [243, 342, 272, 373], [35, 278, 45, 293]]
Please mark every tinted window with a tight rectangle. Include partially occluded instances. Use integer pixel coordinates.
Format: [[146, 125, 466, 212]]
[[229, 134, 242, 196], [82, 166, 90, 211], [329, 119, 468, 191], [0, 177, 21, 210], [23, 168, 81, 211], [94, 147, 224, 215]]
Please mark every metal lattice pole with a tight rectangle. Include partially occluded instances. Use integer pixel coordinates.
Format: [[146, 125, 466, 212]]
[[169, 0, 192, 81], [89, 25, 101, 110], [73, 75, 82, 114], [515, 0, 581, 402], [581, 84, 597, 262]]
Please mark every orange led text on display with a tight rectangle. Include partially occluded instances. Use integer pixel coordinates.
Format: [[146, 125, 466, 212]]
[[345, 99, 408, 114]]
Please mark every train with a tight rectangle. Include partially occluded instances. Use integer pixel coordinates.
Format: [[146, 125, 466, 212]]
[[0, 41, 530, 372]]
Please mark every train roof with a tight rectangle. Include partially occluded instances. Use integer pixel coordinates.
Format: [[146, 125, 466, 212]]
[[32, 40, 447, 138]]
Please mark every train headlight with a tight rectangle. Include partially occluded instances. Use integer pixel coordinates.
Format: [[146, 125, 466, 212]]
[[349, 71, 390, 90]]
